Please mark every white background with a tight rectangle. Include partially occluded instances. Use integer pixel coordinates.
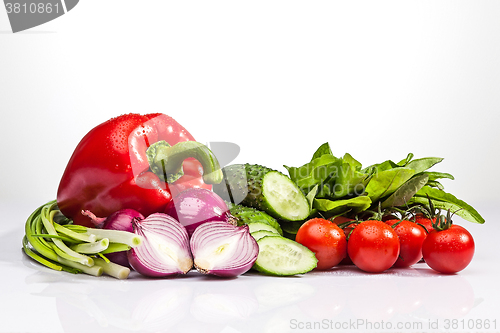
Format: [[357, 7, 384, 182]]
[[1, 2, 500, 333]]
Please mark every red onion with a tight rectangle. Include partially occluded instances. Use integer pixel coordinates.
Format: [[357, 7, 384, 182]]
[[81, 208, 144, 267], [190, 221, 259, 278], [128, 213, 193, 277], [164, 188, 234, 237]]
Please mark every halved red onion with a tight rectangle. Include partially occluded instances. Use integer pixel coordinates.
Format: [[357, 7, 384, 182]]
[[165, 188, 234, 237], [128, 213, 193, 277], [190, 221, 259, 278]]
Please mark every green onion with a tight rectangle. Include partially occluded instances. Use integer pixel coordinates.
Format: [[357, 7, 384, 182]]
[[22, 200, 141, 279], [93, 258, 130, 279], [70, 238, 109, 254]]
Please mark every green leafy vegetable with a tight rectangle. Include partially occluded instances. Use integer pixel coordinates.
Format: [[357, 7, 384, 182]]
[[381, 173, 429, 208], [364, 167, 415, 202], [314, 196, 372, 215], [409, 186, 485, 224], [405, 157, 444, 174]]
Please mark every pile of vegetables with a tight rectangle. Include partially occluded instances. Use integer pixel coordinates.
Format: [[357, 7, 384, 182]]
[[22, 114, 484, 279]]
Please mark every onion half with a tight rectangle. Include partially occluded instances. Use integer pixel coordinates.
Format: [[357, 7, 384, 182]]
[[128, 213, 193, 277], [190, 221, 259, 278]]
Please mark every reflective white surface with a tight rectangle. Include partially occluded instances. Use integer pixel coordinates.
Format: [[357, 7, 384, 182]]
[[1, 202, 498, 333]]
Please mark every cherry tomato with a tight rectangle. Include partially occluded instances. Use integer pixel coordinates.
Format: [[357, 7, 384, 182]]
[[296, 218, 347, 270], [347, 220, 400, 273], [385, 219, 426, 268], [422, 224, 475, 274]]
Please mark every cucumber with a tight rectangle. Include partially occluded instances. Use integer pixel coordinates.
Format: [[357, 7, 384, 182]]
[[229, 204, 283, 235], [251, 230, 278, 241], [247, 222, 280, 235], [213, 164, 310, 221], [253, 236, 318, 276]]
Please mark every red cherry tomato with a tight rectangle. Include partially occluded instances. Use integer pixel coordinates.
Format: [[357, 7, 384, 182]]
[[296, 218, 347, 270], [422, 224, 475, 274], [347, 220, 400, 273], [385, 219, 426, 268]]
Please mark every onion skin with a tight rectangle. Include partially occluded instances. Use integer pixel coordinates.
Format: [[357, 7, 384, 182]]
[[128, 213, 193, 278], [165, 188, 233, 237], [190, 221, 259, 278], [81, 208, 144, 267]]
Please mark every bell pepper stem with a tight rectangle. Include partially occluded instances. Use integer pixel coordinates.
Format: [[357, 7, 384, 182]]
[[146, 140, 223, 184]]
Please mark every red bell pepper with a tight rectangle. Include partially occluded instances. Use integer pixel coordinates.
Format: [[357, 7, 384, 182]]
[[57, 113, 222, 227]]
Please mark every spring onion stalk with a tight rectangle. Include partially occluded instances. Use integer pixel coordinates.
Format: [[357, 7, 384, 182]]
[[31, 233, 80, 243], [70, 238, 110, 254], [57, 257, 103, 277], [80, 228, 143, 248], [100, 243, 131, 254], [54, 223, 97, 243], [93, 258, 130, 279], [23, 236, 63, 272], [23, 200, 142, 279], [39, 203, 94, 266], [96, 252, 110, 263]]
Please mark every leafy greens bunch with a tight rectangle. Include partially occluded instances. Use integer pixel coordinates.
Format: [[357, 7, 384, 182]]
[[284, 143, 484, 225]]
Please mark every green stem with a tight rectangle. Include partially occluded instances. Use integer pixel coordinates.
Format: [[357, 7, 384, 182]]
[[146, 140, 223, 184], [55, 223, 97, 243], [93, 258, 130, 279], [40, 203, 94, 266], [22, 236, 63, 271], [70, 238, 109, 254], [82, 228, 143, 248], [57, 257, 103, 277], [100, 243, 131, 254], [25, 205, 58, 262]]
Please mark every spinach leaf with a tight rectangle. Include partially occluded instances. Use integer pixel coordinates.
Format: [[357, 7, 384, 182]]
[[397, 153, 414, 166], [330, 162, 369, 199], [362, 159, 399, 175], [426, 171, 455, 181], [364, 167, 415, 202], [311, 142, 334, 160], [342, 153, 362, 170], [284, 154, 341, 192], [305, 185, 318, 211], [405, 157, 443, 173], [381, 173, 429, 208], [426, 180, 444, 190], [410, 186, 485, 224], [314, 196, 372, 215], [279, 220, 306, 235]]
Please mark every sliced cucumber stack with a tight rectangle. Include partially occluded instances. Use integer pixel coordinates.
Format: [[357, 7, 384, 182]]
[[247, 222, 280, 235], [250, 230, 279, 241], [229, 203, 283, 235], [214, 164, 310, 221], [253, 236, 318, 276]]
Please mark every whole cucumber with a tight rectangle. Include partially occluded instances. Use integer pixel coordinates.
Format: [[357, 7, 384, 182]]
[[213, 164, 310, 221]]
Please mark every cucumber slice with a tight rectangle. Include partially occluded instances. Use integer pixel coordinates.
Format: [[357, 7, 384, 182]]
[[214, 164, 310, 221], [262, 171, 310, 221], [247, 222, 280, 235], [251, 230, 278, 241], [253, 236, 318, 276]]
